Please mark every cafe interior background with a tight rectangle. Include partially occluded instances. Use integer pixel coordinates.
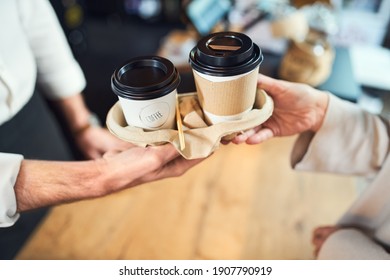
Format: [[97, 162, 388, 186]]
[[11, 0, 390, 259]]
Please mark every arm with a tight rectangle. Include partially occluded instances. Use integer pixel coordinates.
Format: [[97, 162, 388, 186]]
[[52, 93, 133, 158], [233, 74, 390, 176], [19, 0, 129, 158], [13, 144, 204, 213]]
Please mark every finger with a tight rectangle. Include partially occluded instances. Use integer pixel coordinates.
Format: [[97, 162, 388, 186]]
[[101, 138, 135, 152], [257, 74, 278, 91], [246, 127, 274, 144], [258, 74, 289, 97], [151, 156, 205, 180], [108, 137, 136, 150], [311, 226, 339, 248], [103, 149, 122, 159], [107, 140, 135, 150], [85, 149, 102, 160], [167, 157, 205, 176], [146, 143, 181, 164], [231, 127, 261, 144], [130, 157, 205, 187]]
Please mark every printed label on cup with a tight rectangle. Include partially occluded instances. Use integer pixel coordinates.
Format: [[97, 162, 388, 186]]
[[139, 102, 170, 129], [118, 91, 176, 130]]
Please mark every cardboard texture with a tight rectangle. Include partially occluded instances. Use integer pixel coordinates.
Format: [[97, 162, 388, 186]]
[[192, 67, 259, 116], [106, 90, 273, 159]]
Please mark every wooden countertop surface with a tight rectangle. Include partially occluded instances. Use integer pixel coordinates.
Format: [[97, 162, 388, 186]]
[[16, 136, 357, 260]]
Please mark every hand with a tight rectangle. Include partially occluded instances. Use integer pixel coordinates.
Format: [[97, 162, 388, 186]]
[[15, 143, 205, 212], [74, 126, 134, 159], [232, 74, 329, 145], [54, 93, 134, 158], [95, 143, 205, 194], [312, 225, 340, 258]]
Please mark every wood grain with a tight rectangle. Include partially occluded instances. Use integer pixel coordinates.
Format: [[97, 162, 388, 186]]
[[16, 136, 357, 260]]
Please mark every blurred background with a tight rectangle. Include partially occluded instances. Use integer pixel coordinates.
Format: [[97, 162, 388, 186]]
[[50, 0, 390, 123]]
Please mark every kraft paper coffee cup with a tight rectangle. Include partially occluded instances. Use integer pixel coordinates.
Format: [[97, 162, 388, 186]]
[[189, 31, 263, 124], [111, 56, 180, 130]]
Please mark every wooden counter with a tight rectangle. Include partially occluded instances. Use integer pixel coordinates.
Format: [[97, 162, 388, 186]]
[[16, 136, 357, 260]]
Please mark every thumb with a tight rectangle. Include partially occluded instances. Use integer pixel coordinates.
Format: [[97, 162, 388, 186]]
[[257, 74, 287, 98], [146, 143, 181, 163]]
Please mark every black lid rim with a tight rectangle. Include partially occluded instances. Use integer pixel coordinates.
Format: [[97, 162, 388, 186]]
[[114, 56, 175, 92], [112, 71, 180, 100], [189, 44, 263, 76], [111, 55, 181, 100]]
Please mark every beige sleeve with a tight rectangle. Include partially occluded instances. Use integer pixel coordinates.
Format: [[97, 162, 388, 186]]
[[291, 94, 390, 177], [318, 228, 390, 260]]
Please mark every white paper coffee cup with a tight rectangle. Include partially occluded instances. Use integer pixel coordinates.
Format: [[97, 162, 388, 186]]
[[111, 56, 180, 130], [117, 91, 177, 129]]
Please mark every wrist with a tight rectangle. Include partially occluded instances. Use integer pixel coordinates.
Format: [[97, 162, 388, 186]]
[[72, 113, 102, 136], [311, 91, 329, 133]]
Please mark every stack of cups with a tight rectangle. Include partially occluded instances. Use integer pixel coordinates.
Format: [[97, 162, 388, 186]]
[[111, 56, 180, 130], [189, 31, 263, 125]]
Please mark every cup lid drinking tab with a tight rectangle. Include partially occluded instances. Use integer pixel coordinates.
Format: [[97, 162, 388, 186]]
[[189, 31, 263, 76]]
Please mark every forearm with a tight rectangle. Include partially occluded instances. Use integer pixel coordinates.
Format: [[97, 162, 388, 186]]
[[13, 144, 197, 213], [14, 159, 104, 212]]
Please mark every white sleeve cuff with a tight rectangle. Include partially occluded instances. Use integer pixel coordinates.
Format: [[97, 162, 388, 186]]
[[0, 153, 23, 227]]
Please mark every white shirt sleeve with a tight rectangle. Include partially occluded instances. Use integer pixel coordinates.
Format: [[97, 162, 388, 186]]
[[17, 0, 86, 99], [0, 153, 23, 227]]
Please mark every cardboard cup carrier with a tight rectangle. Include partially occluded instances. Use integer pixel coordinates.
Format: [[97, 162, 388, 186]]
[[189, 31, 263, 124], [107, 35, 274, 159], [111, 56, 180, 130]]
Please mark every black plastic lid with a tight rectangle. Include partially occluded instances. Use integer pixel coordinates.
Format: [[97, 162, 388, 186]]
[[111, 56, 180, 100], [189, 31, 263, 76]]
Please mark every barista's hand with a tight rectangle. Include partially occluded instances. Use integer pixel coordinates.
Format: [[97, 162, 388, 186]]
[[15, 143, 205, 212], [98, 143, 205, 192], [75, 126, 134, 159], [232, 74, 329, 144]]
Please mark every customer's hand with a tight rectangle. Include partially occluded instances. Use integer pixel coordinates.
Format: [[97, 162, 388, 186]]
[[312, 225, 340, 258], [232, 74, 329, 145]]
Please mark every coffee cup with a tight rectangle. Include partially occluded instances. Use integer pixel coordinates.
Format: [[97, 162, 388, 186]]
[[111, 56, 180, 130], [189, 31, 263, 124]]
